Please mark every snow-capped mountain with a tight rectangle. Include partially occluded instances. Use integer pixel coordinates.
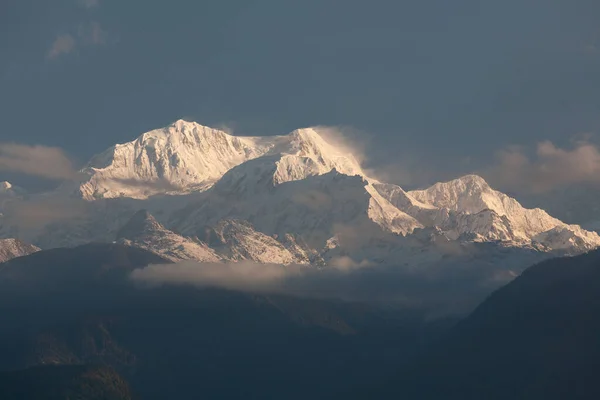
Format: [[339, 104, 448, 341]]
[[117, 209, 319, 264], [2, 120, 599, 268], [75, 120, 276, 199], [116, 209, 220, 262], [405, 175, 600, 251], [204, 219, 313, 264], [0, 238, 40, 263], [74, 120, 364, 200], [173, 167, 420, 247], [518, 185, 600, 229]]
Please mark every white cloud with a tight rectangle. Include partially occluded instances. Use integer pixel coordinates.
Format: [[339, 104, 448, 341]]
[[213, 122, 236, 135], [305, 125, 436, 186], [483, 139, 600, 193], [0, 143, 77, 180], [47, 35, 76, 59], [130, 258, 514, 317], [2, 197, 88, 233], [47, 22, 107, 60], [131, 261, 305, 293], [311, 125, 369, 166]]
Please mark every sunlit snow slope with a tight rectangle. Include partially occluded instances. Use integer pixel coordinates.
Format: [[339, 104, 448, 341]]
[[2, 120, 599, 264]]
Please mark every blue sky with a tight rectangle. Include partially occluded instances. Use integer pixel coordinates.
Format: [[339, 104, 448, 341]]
[[1, 0, 600, 191]]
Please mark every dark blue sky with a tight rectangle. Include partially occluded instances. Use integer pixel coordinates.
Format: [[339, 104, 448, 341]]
[[2, 0, 600, 187]]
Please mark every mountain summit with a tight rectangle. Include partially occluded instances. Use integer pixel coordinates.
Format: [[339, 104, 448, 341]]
[[75, 121, 362, 200], [405, 175, 600, 250], [77, 120, 275, 199], [3, 120, 600, 263]]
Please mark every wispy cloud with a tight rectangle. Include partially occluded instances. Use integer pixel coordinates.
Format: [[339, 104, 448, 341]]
[[130, 258, 516, 317], [1, 196, 88, 233], [47, 22, 107, 60], [213, 122, 236, 135], [0, 143, 77, 180], [311, 125, 369, 166], [132, 261, 305, 294], [47, 34, 76, 59], [483, 138, 600, 193]]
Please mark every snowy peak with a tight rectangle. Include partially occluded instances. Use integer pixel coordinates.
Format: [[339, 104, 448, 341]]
[[77, 120, 275, 199], [452, 174, 489, 186], [190, 125, 365, 197], [6, 119, 597, 259], [409, 175, 497, 214], [533, 225, 600, 252], [216, 126, 363, 190], [404, 174, 600, 251], [409, 174, 541, 224], [287, 128, 361, 173], [75, 121, 365, 200], [272, 128, 363, 185]]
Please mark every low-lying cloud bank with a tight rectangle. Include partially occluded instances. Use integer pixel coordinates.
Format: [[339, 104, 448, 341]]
[[130, 260, 518, 316], [1, 196, 89, 233], [0, 143, 78, 181], [484, 139, 600, 193]]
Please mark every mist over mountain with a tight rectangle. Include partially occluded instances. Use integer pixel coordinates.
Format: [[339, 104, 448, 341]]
[[2, 240, 600, 399], [365, 248, 600, 400], [1, 120, 598, 319], [4, 0, 600, 397], [0, 244, 452, 399], [2, 121, 600, 399], [518, 185, 600, 232]]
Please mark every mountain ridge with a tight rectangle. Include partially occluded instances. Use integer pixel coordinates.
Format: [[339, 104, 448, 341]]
[[0, 238, 40, 263], [405, 174, 600, 250], [115, 209, 220, 262], [1, 120, 599, 266], [75, 120, 363, 200], [372, 247, 600, 399]]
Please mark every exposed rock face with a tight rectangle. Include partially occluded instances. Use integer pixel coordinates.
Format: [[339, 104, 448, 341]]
[[0, 238, 40, 263]]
